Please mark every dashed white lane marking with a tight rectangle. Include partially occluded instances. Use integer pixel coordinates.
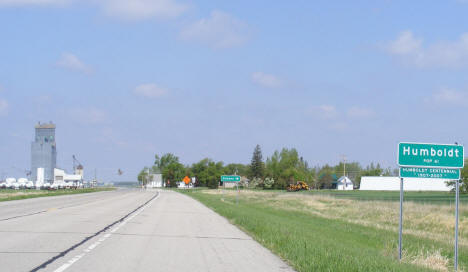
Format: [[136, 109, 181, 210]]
[[53, 193, 160, 272]]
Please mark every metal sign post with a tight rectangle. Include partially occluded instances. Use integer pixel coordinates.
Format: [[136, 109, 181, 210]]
[[222, 181, 225, 201], [455, 179, 460, 271], [220, 175, 241, 203], [236, 182, 239, 205], [399, 177, 403, 261]]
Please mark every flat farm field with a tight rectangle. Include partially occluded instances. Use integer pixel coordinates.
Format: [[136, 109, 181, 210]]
[[300, 190, 468, 204]]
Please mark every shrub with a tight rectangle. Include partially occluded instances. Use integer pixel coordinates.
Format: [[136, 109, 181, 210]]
[[264, 177, 275, 189], [250, 177, 263, 188]]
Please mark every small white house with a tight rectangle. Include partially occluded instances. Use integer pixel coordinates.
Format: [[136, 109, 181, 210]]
[[336, 176, 354, 190], [147, 174, 163, 188]]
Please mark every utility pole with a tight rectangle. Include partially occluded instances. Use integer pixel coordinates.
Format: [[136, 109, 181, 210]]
[[341, 155, 347, 177], [235, 168, 239, 204], [72, 155, 76, 173], [146, 168, 150, 189], [340, 155, 347, 190]]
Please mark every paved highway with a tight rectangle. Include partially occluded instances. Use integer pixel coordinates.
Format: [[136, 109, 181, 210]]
[[0, 189, 294, 272]]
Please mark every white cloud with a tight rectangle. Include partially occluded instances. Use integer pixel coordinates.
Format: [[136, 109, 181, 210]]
[[69, 108, 107, 125], [97, 0, 187, 21], [347, 106, 374, 119], [386, 30, 468, 68], [133, 83, 168, 98], [387, 30, 422, 55], [180, 10, 250, 49], [0, 98, 8, 116], [251, 72, 282, 88], [428, 88, 468, 106], [0, 0, 69, 6], [56, 53, 91, 73], [309, 105, 338, 120]]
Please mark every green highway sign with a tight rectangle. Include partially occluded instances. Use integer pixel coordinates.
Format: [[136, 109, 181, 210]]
[[398, 142, 464, 168], [221, 175, 241, 182], [400, 167, 460, 179]]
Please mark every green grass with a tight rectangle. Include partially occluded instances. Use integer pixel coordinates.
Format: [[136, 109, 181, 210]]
[[0, 187, 115, 202], [181, 189, 463, 272]]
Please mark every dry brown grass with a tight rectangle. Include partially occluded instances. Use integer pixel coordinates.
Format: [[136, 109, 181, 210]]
[[403, 249, 450, 272], [0, 191, 44, 199]]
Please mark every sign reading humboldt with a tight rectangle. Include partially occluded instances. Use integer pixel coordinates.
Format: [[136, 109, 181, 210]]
[[400, 167, 460, 179], [398, 142, 464, 168], [221, 175, 241, 182], [397, 142, 464, 267]]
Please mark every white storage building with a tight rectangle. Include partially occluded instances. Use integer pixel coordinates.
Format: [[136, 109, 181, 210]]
[[54, 168, 83, 183], [359, 176, 452, 191]]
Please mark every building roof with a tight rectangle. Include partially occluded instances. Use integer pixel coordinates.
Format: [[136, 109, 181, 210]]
[[337, 176, 353, 183], [35, 122, 56, 129]]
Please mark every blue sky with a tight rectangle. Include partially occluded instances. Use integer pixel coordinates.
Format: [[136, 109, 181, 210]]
[[1, 0, 468, 181]]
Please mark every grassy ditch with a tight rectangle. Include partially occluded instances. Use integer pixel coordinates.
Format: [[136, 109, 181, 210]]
[[181, 189, 466, 272], [0, 187, 115, 202]]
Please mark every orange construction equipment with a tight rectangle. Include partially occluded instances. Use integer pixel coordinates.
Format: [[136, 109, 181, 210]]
[[287, 181, 309, 192]]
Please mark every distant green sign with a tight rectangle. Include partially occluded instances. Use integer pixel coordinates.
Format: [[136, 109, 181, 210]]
[[221, 175, 241, 182], [400, 167, 460, 179], [398, 143, 464, 168]]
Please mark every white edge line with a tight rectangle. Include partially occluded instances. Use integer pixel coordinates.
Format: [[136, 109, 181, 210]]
[[52, 193, 160, 272]]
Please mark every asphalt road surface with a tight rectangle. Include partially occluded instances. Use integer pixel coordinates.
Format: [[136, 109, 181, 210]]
[[0, 189, 294, 272]]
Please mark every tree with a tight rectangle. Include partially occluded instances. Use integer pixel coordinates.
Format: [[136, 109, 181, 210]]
[[137, 167, 149, 186], [461, 160, 468, 192], [224, 163, 248, 176], [447, 159, 468, 192], [317, 165, 334, 189], [265, 148, 314, 189], [191, 158, 211, 187], [155, 154, 179, 172], [153, 153, 185, 187], [250, 177, 262, 188], [191, 158, 224, 189], [264, 177, 275, 189], [163, 162, 185, 187], [354, 163, 392, 188], [206, 161, 224, 189], [334, 162, 361, 180], [250, 145, 265, 179]]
